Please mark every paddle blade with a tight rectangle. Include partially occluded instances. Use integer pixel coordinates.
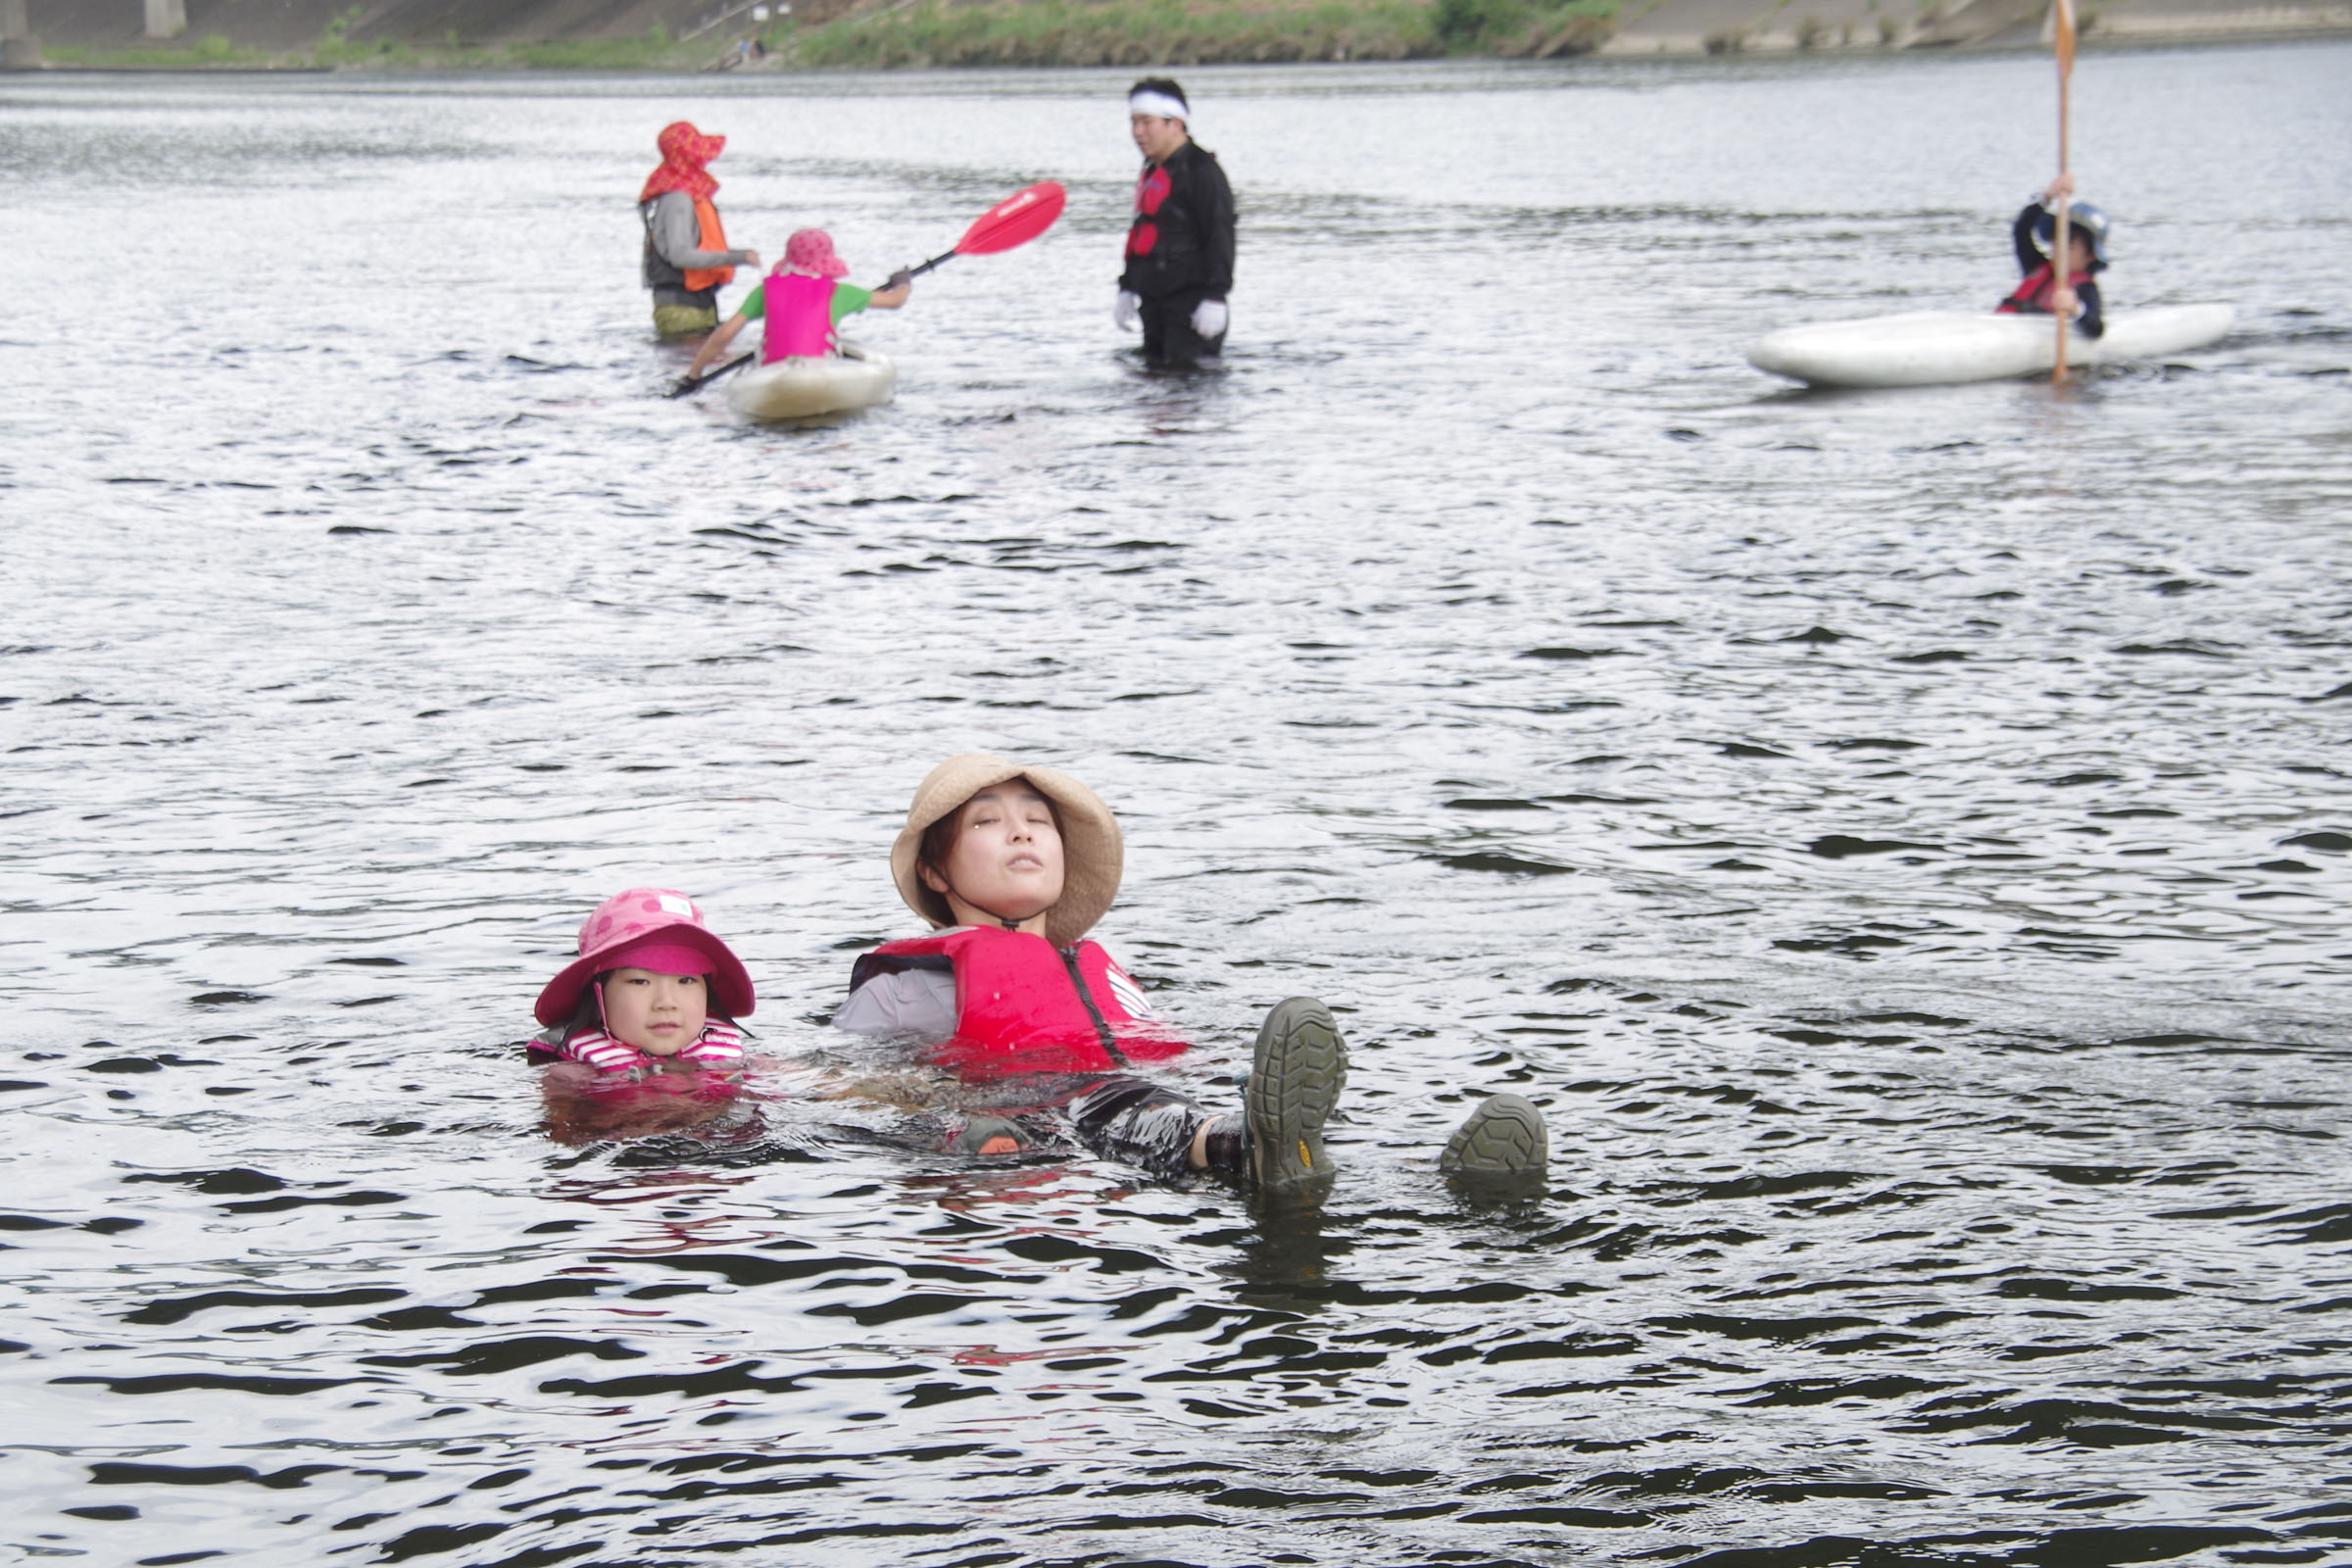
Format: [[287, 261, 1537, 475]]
[[955, 181, 1065, 258], [2051, 0, 2076, 74]]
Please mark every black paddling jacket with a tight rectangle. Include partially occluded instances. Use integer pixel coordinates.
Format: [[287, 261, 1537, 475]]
[[2000, 201, 2104, 340], [1120, 141, 1236, 303]]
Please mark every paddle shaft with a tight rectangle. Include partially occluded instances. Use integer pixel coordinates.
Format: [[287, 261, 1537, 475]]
[[2051, 0, 2076, 383], [670, 352, 754, 399], [904, 247, 959, 282]]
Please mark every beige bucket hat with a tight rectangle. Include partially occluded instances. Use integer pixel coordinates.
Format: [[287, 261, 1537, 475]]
[[891, 754, 1123, 947]]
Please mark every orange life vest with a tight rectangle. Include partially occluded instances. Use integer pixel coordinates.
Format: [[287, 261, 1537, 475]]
[[683, 198, 734, 293]]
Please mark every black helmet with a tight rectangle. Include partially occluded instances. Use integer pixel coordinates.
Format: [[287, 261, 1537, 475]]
[[2034, 200, 2110, 268]]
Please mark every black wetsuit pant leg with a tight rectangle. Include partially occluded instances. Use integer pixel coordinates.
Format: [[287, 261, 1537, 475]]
[[1061, 1075, 1211, 1176], [1139, 293, 1225, 366]]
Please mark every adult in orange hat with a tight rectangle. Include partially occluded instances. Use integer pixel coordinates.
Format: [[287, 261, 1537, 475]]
[[640, 122, 762, 338]]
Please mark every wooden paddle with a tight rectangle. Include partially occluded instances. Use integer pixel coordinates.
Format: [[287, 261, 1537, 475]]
[[2050, 0, 2078, 383], [667, 183, 1066, 399]]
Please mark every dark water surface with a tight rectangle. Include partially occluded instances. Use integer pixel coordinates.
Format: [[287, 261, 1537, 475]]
[[4, 45, 2350, 1568]]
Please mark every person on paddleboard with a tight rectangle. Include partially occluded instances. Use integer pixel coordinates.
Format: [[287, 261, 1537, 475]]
[[1114, 79, 1236, 367], [640, 122, 763, 339], [833, 755, 1548, 1186], [1996, 172, 2108, 341], [682, 228, 911, 380]]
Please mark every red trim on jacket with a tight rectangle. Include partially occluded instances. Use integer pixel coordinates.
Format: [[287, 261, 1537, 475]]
[[1996, 261, 2088, 316], [858, 926, 1188, 1077]]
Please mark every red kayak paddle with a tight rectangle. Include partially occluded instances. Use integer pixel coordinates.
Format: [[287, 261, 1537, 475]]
[[902, 180, 1066, 281]]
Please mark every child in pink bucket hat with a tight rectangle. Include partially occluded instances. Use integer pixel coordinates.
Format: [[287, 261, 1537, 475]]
[[684, 226, 913, 379], [530, 888, 757, 1075]]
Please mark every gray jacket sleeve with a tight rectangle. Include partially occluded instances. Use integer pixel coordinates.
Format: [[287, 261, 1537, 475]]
[[650, 190, 752, 270], [833, 967, 957, 1041]]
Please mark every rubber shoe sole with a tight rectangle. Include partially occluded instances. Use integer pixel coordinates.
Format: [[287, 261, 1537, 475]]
[[1440, 1094, 1547, 1177], [1246, 997, 1347, 1189]]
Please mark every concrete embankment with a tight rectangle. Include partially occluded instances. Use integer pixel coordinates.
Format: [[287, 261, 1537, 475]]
[[1599, 0, 2351, 53]]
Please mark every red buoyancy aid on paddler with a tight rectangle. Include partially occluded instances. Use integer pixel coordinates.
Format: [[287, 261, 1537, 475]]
[[853, 926, 1187, 1077], [1996, 261, 2089, 317], [760, 273, 836, 363]]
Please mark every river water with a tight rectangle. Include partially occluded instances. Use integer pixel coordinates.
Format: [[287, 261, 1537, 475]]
[[3, 42, 2349, 1567]]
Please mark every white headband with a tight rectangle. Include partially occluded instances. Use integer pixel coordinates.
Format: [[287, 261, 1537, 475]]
[[1128, 90, 1189, 123]]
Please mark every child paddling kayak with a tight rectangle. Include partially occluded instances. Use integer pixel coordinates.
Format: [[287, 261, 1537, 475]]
[[1995, 172, 2109, 341], [684, 229, 910, 382]]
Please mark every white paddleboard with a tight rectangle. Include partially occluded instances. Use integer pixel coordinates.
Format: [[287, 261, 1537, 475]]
[[725, 342, 896, 419], [1748, 304, 2233, 388]]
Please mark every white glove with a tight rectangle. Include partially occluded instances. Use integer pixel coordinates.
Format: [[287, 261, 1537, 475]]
[[1113, 290, 1141, 332], [1191, 298, 1228, 339]]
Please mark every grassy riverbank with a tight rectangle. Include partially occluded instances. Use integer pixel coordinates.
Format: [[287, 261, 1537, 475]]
[[31, 0, 1616, 70], [39, 26, 690, 71], [777, 0, 1615, 68]]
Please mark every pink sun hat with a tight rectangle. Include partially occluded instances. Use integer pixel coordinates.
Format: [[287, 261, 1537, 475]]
[[533, 887, 756, 1027], [781, 227, 850, 279]]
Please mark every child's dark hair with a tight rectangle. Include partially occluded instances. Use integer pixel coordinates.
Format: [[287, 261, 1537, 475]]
[[1131, 77, 1188, 113]]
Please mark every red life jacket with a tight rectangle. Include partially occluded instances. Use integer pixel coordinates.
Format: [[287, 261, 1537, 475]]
[[854, 926, 1188, 1077], [761, 273, 836, 362], [1996, 261, 2089, 317], [1127, 166, 1172, 259]]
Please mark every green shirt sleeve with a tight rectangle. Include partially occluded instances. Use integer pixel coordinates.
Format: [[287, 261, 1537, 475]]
[[734, 286, 764, 321]]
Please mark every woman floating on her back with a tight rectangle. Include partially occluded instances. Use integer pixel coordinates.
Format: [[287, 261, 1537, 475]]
[[835, 755, 1547, 1187]]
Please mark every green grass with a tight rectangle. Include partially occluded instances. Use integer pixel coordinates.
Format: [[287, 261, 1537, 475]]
[[37, 0, 1615, 72], [776, 0, 1617, 68]]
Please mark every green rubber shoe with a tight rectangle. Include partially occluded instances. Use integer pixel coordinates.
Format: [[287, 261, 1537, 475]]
[[1246, 998, 1347, 1190], [1440, 1093, 1548, 1178]]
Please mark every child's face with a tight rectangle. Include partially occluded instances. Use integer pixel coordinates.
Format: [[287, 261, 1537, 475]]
[[601, 967, 709, 1056], [928, 783, 1065, 921], [2067, 233, 2096, 271]]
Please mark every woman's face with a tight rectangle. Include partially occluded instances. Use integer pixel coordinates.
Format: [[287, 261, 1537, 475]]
[[601, 967, 709, 1055], [923, 782, 1066, 923]]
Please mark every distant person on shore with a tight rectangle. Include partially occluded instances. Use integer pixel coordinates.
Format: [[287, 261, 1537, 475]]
[[1995, 172, 2108, 340], [682, 228, 911, 379], [1114, 78, 1236, 367], [640, 121, 761, 339]]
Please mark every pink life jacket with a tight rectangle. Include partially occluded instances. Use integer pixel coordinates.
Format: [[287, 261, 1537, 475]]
[[761, 272, 836, 363], [853, 926, 1188, 1078]]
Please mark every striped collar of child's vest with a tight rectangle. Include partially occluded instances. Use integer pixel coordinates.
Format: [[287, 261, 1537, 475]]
[[558, 1018, 747, 1073]]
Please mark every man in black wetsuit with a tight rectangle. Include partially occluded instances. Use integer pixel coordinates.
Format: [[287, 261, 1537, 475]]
[[1114, 78, 1236, 367]]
